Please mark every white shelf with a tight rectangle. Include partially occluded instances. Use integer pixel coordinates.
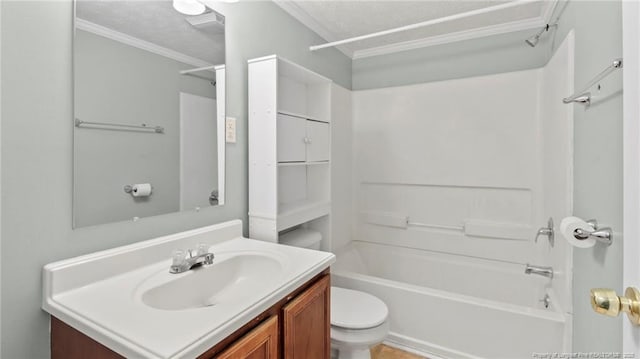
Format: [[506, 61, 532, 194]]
[[278, 161, 330, 167], [277, 56, 332, 85], [277, 200, 331, 231], [277, 110, 329, 124], [249, 55, 332, 248]]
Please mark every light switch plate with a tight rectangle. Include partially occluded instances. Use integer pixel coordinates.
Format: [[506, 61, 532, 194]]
[[225, 117, 236, 143]]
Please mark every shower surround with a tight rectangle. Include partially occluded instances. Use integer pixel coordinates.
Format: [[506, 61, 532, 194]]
[[332, 33, 575, 358]]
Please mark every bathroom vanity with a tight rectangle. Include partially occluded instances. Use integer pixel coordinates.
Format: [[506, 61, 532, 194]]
[[42, 220, 334, 358]]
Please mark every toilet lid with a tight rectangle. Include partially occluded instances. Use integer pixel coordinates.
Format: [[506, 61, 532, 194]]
[[331, 287, 388, 329]]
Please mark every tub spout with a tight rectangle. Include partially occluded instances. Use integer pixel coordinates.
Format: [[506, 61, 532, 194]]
[[525, 264, 553, 279]]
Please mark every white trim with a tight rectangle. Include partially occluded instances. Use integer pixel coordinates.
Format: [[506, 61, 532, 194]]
[[622, 0, 640, 354], [180, 65, 216, 75], [0, 1, 3, 354], [352, 17, 544, 59], [75, 18, 213, 68], [382, 338, 445, 359], [273, 1, 353, 58], [385, 332, 482, 359], [215, 67, 226, 206], [247, 54, 277, 64]]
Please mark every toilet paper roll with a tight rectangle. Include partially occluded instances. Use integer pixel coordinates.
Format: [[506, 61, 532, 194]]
[[131, 183, 152, 197], [560, 216, 596, 248]]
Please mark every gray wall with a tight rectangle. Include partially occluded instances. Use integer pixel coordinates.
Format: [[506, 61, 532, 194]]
[[0, 1, 351, 358], [352, 1, 623, 352], [553, 1, 623, 352], [75, 30, 216, 227]]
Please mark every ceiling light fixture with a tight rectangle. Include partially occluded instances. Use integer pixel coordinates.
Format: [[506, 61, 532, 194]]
[[173, 0, 206, 16]]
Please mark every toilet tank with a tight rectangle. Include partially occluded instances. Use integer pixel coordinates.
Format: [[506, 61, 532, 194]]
[[279, 228, 322, 250]]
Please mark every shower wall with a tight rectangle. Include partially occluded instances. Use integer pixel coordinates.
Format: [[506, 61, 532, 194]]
[[350, 33, 574, 315], [353, 69, 539, 264]]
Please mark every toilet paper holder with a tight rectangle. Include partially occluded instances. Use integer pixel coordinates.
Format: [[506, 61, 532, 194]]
[[574, 219, 613, 246], [124, 184, 153, 197]]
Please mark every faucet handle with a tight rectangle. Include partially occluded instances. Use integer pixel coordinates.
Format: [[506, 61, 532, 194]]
[[197, 243, 209, 256], [535, 217, 555, 247], [172, 249, 186, 266]]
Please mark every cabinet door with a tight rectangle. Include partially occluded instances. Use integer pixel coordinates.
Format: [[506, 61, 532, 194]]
[[277, 114, 307, 162], [306, 121, 330, 162], [283, 275, 330, 359], [216, 316, 278, 359]]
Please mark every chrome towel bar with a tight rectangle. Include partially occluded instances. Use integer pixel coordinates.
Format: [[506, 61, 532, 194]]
[[563, 58, 623, 106], [75, 119, 164, 133]]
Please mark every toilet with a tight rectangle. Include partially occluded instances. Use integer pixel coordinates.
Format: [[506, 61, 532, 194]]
[[330, 287, 389, 359], [279, 229, 390, 359]]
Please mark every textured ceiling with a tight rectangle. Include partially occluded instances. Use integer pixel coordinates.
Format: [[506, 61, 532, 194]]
[[276, 1, 551, 57], [76, 0, 225, 65]]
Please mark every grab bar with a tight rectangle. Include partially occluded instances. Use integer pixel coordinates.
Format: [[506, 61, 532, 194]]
[[361, 211, 531, 239], [407, 221, 464, 231]]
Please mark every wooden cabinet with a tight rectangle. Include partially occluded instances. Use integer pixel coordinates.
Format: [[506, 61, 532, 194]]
[[50, 271, 330, 359], [283, 275, 330, 359], [217, 316, 279, 359], [214, 275, 330, 359]]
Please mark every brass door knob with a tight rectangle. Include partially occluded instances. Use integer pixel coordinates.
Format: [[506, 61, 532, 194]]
[[590, 287, 640, 325]]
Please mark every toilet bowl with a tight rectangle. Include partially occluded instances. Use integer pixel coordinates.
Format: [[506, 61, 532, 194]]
[[331, 287, 389, 359], [278, 229, 389, 358]]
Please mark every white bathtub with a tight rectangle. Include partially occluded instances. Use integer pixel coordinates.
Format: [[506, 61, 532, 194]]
[[331, 241, 569, 359]]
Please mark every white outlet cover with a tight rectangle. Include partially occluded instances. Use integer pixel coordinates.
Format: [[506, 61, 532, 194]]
[[226, 117, 236, 143]]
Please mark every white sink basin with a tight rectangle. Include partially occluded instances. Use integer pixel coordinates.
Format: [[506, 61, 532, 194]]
[[42, 221, 335, 359], [140, 252, 284, 311]]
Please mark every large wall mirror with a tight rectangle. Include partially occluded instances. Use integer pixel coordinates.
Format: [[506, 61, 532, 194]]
[[73, 0, 226, 228]]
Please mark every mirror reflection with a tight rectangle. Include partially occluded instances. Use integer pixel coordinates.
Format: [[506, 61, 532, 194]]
[[73, 0, 226, 228]]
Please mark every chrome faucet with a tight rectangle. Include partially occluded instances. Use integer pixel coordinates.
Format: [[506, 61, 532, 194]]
[[524, 264, 554, 279], [170, 244, 215, 274]]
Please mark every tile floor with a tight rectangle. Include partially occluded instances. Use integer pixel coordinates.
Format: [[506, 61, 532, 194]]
[[370, 344, 426, 359]]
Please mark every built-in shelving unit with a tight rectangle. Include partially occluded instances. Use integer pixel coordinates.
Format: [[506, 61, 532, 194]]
[[248, 55, 332, 250]]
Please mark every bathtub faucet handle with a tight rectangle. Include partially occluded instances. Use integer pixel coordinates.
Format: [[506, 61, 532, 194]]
[[535, 217, 554, 247], [539, 294, 551, 308]]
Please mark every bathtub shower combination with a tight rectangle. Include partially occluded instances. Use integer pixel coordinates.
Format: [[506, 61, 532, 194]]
[[330, 33, 576, 358], [333, 242, 566, 358]]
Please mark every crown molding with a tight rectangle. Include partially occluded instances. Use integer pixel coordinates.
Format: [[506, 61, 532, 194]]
[[352, 17, 546, 59], [278, 0, 558, 60], [75, 18, 213, 68], [273, 1, 354, 58]]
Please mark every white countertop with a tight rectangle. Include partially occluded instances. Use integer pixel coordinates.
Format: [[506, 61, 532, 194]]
[[42, 220, 335, 358]]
